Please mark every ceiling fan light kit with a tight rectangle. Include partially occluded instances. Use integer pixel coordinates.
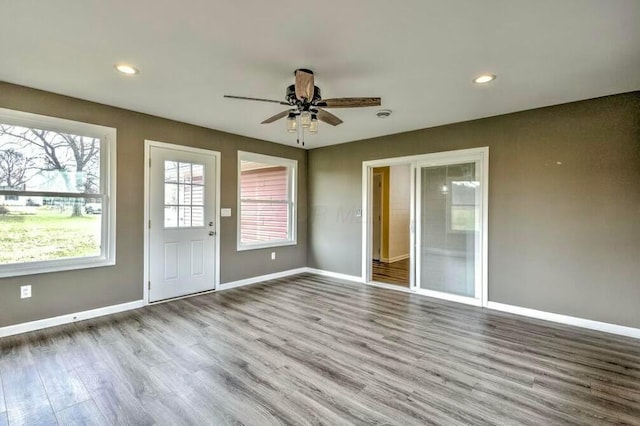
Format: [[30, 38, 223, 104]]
[[224, 68, 381, 146]]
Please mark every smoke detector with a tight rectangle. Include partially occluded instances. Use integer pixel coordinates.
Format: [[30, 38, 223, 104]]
[[376, 109, 392, 118]]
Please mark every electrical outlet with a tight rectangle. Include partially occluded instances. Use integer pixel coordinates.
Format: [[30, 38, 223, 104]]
[[271, 252, 276, 260], [20, 285, 32, 299]]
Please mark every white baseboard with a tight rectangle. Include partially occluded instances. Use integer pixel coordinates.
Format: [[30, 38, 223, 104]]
[[4, 269, 637, 341], [0, 300, 146, 338], [1, 268, 309, 338], [302, 269, 640, 340], [380, 254, 410, 263], [487, 301, 640, 340], [218, 267, 309, 291], [304, 267, 364, 283]]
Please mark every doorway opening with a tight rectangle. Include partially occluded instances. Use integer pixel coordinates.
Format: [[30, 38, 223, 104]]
[[370, 165, 411, 287]]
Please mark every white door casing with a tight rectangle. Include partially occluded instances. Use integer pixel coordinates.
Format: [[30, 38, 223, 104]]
[[146, 143, 219, 302]]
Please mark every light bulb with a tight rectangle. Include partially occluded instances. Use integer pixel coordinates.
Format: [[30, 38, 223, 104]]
[[286, 114, 297, 133], [300, 111, 311, 128], [309, 114, 318, 133]]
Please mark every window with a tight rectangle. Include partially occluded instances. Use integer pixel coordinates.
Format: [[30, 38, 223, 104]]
[[0, 108, 116, 277], [163, 161, 205, 228], [238, 151, 296, 250]]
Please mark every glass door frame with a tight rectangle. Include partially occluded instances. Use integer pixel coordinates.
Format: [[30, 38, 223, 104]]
[[361, 147, 488, 307], [415, 148, 488, 307]]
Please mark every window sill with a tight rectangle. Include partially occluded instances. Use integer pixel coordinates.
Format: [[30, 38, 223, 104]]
[[237, 240, 297, 252], [0, 257, 116, 278]]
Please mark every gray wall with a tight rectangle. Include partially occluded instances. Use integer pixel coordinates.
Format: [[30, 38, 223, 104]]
[[308, 92, 640, 328], [0, 82, 307, 327]]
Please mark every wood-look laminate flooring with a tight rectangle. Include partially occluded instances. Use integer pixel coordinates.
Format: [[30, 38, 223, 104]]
[[2, 273, 640, 425], [372, 258, 410, 286]]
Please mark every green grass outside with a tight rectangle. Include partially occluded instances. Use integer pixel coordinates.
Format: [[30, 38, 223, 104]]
[[0, 207, 101, 264]]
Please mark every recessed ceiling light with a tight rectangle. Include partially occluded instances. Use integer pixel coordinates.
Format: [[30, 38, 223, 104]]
[[473, 74, 496, 84], [114, 64, 139, 75]]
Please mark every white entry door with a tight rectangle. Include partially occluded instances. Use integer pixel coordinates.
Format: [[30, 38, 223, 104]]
[[148, 144, 218, 302]]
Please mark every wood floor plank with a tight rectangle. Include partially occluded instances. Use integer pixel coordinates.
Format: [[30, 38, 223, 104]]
[[36, 354, 91, 412], [54, 400, 107, 426], [1, 273, 640, 425], [2, 367, 57, 426], [0, 371, 6, 414], [89, 382, 155, 426], [148, 361, 246, 424]]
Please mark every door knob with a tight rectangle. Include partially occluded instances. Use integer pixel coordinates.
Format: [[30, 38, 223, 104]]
[[209, 231, 216, 236]]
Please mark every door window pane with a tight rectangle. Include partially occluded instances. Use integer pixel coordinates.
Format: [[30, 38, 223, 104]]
[[164, 206, 178, 227], [179, 163, 191, 183], [165, 161, 178, 183], [192, 185, 204, 205], [164, 183, 178, 205], [178, 206, 191, 227], [192, 164, 204, 184], [191, 207, 204, 227], [164, 161, 205, 228]]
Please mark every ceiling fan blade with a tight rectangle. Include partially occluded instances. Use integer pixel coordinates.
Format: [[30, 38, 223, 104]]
[[317, 109, 343, 126], [224, 95, 289, 105], [295, 69, 314, 101], [317, 97, 381, 108], [261, 110, 290, 124]]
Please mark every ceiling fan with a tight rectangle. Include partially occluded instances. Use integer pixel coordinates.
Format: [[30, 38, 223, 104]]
[[224, 69, 381, 145]]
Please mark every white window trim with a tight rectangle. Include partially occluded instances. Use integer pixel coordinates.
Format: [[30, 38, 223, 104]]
[[0, 108, 117, 278], [237, 151, 297, 251]]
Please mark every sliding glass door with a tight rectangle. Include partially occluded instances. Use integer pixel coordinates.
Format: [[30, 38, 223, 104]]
[[415, 150, 486, 304]]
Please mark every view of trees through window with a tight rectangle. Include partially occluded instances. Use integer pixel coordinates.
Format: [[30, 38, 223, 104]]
[[0, 123, 103, 265]]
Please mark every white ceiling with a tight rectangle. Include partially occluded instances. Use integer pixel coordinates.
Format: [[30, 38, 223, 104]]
[[1, 0, 639, 149]]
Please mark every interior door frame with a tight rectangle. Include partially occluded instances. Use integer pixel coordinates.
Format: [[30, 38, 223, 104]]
[[143, 140, 222, 304], [362, 157, 417, 291], [361, 147, 489, 306]]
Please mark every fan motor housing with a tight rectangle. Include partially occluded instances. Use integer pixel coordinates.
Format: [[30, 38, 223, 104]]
[[286, 84, 321, 105]]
